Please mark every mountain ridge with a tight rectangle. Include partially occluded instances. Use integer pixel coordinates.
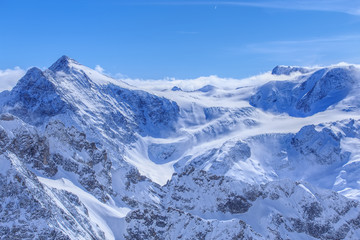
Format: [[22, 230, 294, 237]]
[[1, 56, 360, 239]]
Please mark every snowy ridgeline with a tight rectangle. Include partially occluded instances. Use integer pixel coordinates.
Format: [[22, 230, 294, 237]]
[[1, 56, 360, 239]]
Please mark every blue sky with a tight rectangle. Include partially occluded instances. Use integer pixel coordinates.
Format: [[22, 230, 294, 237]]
[[1, 0, 360, 80]]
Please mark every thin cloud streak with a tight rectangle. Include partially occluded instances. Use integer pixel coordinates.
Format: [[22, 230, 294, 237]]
[[175, 31, 199, 35], [143, 1, 360, 15], [235, 34, 360, 66], [268, 35, 360, 45], [245, 35, 360, 54]]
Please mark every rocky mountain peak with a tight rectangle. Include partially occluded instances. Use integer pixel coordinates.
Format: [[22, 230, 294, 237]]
[[17, 67, 44, 83], [48, 55, 80, 73], [12, 66, 48, 91], [272, 65, 313, 75]]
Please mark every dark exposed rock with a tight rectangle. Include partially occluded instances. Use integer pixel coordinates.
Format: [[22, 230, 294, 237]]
[[302, 202, 323, 221], [125, 207, 261, 240], [218, 195, 252, 214]]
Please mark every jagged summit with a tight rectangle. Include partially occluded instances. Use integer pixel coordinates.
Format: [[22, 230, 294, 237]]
[[45, 55, 131, 88], [272, 65, 313, 75], [48, 55, 80, 72], [27, 66, 43, 74], [18, 67, 44, 84]]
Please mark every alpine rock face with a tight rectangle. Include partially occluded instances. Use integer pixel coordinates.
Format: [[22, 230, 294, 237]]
[[1, 56, 360, 239]]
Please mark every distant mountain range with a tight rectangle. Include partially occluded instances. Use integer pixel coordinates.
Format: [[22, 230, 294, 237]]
[[1, 56, 360, 239]]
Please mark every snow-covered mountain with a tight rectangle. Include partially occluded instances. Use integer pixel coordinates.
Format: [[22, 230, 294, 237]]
[[1, 56, 360, 239]]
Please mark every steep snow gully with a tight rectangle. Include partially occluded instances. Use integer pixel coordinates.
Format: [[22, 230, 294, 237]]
[[1, 56, 360, 239]]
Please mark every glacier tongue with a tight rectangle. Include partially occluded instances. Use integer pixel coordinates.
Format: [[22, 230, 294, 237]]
[[1, 56, 360, 239]]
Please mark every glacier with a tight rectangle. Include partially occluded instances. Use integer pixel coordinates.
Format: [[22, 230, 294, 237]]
[[1, 56, 360, 239]]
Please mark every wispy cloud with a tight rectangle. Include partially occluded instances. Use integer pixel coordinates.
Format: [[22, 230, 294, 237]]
[[265, 35, 360, 45], [0, 67, 26, 92], [94, 65, 104, 73], [175, 31, 199, 35], [238, 34, 360, 66], [141, 0, 360, 15], [93, 65, 128, 79], [244, 35, 360, 55]]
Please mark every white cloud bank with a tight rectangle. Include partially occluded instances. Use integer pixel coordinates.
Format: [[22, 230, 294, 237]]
[[118, 71, 303, 92], [0, 67, 26, 92], [1, 61, 358, 95]]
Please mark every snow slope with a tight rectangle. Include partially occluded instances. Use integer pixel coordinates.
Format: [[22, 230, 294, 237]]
[[39, 177, 130, 240]]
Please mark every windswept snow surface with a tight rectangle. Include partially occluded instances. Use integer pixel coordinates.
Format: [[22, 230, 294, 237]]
[[39, 177, 130, 240]]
